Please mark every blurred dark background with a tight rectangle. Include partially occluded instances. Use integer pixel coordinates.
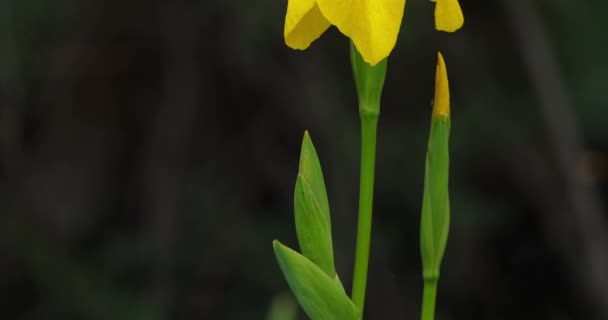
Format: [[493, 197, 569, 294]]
[[1, 0, 607, 319]]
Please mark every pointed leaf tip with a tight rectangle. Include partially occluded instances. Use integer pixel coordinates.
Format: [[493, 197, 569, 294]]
[[294, 131, 335, 277]]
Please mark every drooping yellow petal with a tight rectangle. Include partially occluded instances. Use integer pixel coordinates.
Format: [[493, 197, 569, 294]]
[[433, 52, 450, 117], [434, 0, 464, 32], [284, 0, 332, 50], [316, 0, 406, 66]]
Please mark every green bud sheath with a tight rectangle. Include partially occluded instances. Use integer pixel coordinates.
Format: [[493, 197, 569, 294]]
[[420, 114, 451, 281], [420, 52, 452, 282], [420, 52, 452, 320]]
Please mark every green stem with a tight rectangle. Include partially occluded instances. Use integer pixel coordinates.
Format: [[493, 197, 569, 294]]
[[351, 112, 379, 313], [421, 279, 438, 320]]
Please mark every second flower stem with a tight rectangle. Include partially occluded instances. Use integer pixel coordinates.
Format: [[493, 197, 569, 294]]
[[351, 112, 379, 313], [421, 279, 438, 320]]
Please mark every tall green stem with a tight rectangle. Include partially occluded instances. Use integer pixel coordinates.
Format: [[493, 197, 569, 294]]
[[351, 111, 378, 312], [421, 279, 438, 320], [349, 41, 386, 315]]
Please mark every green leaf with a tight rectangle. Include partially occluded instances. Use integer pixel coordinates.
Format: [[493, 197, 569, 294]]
[[273, 241, 361, 320], [420, 116, 451, 281], [294, 131, 335, 277]]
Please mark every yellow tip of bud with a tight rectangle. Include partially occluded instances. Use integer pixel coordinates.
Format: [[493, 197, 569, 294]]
[[433, 52, 450, 117]]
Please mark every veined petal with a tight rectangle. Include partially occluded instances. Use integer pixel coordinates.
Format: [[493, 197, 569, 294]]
[[434, 0, 464, 32], [433, 52, 450, 117], [316, 0, 406, 66], [284, 0, 332, 50]]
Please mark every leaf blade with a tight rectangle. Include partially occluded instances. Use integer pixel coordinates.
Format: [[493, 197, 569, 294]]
[[294, 131, 335, 277], [273, 241, 361, 320]]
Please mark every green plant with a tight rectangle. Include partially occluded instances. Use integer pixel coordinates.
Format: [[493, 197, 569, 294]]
[[273, 0, 462, 319]]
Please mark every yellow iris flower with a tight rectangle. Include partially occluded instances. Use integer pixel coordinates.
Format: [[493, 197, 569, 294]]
[[284, 0, 406, 66], [284, 0, 464, 66]]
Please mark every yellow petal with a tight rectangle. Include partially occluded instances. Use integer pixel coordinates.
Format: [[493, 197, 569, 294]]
[[433, 52, 450, 117], [284, 0, 332, 50], [434, 0, 464, 32], [316, 0, 406, 66]]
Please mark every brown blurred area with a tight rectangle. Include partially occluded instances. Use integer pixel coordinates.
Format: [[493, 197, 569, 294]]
[[1, 0, 608, 319]]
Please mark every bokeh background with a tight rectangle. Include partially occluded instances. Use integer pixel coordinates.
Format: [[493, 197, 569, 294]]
[[1, 0, 608, 319]]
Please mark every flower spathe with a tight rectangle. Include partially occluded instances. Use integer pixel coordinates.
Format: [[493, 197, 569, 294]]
[[431, 0, 464, 32], [284, 0, 406, 66]]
